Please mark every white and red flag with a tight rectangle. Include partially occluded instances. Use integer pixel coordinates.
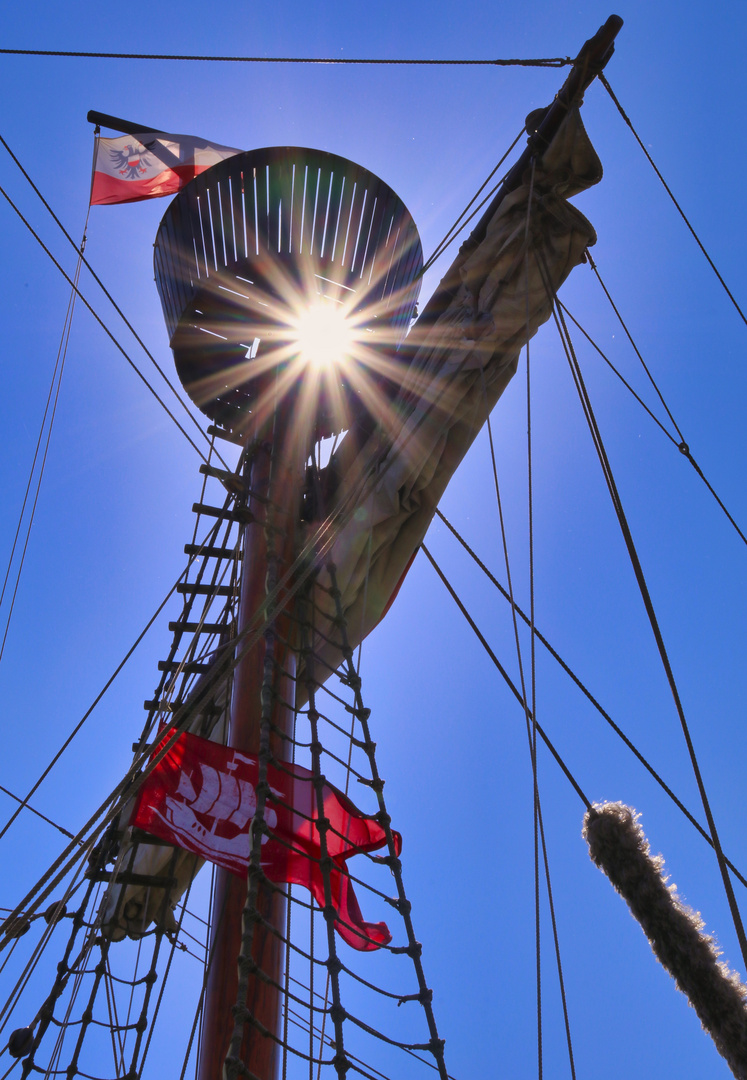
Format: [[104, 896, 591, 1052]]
[[132, 729, 400, 951], [90, 131, 241, 206]]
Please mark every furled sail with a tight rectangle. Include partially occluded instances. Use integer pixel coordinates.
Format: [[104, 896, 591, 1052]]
[[306, 104, 602, 678]]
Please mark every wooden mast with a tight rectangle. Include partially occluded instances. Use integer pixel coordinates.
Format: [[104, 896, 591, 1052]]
[[143, 134, 424, 1077], [197, 421, 305, 1080]]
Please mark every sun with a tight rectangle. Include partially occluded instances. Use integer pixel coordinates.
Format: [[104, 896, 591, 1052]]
[[290, 299, 355, 368]]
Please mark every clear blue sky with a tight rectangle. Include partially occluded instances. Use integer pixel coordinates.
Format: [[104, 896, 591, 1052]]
[[0, 1, 746, 1078]]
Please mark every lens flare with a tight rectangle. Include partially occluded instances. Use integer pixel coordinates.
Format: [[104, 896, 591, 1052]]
[[291, 301, 354, 368]]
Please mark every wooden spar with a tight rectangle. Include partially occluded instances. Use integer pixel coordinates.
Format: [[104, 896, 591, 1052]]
[[197, 427, 304, 1080], [414, 13, 623, 335], [86, 109, 166, 135]]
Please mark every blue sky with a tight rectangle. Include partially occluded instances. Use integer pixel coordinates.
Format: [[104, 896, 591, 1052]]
[[0, 1, 746, 1078]]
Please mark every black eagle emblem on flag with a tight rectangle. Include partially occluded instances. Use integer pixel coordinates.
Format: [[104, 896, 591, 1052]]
[[107, 142, 152, 179]]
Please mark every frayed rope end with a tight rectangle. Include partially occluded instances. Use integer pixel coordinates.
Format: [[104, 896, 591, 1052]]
[[583, 801, 747, 1080]]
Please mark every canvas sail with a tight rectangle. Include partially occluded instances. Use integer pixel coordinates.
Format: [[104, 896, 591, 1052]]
[[305, 104, 602, 681]]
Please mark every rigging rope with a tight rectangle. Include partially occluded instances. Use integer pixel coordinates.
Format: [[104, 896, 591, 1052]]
[[422, 538, 586, 1080], [536, 801, 576, 1080], [544, 259, 747, 972], [600, 73, 747, 333], [558, 301, 677, 443], [433, 507, 747, 888], [0, 209, 86, 664], [419, 129, 524, 276], [585, 252, 685, 443], [584, 802, 747, 1079], [299, 595, 348, 1080], [0, 786, 74, 843], [0, 48, 572, 67], [521, 161, 544, 1080], [0, 544, 203, 842], [0, 132, 227, 471], [0, 181, 213, 466], [420, 543, 590, 809], [135, 872, 199, 1074], [0, 859, 96, 1040], [562, 272, 747, 548]]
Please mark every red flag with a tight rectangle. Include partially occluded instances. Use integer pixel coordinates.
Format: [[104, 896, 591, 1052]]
[[132, 730, 400, 951], [90, 131, 241, 206]]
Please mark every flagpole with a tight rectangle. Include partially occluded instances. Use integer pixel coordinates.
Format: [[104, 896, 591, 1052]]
[[198, 420, 304, 1080]]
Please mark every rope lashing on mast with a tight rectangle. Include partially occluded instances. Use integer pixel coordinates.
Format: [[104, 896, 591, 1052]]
[[584, 802, 747, 1080]]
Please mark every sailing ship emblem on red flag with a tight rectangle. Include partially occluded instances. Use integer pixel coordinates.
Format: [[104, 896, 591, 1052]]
[[90, 131, 241, 206], [132, 729, 400, 951]]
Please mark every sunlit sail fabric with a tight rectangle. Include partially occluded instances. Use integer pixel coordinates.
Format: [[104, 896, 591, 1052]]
[[307, 106, 603, 680]]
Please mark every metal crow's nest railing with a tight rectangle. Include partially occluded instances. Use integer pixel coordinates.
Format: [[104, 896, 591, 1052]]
[[154, 147, 423, 433]]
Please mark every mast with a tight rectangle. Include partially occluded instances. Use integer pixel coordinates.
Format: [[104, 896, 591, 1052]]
[[150, 144, 424, 1079], [196, 424, 303, 1080]]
